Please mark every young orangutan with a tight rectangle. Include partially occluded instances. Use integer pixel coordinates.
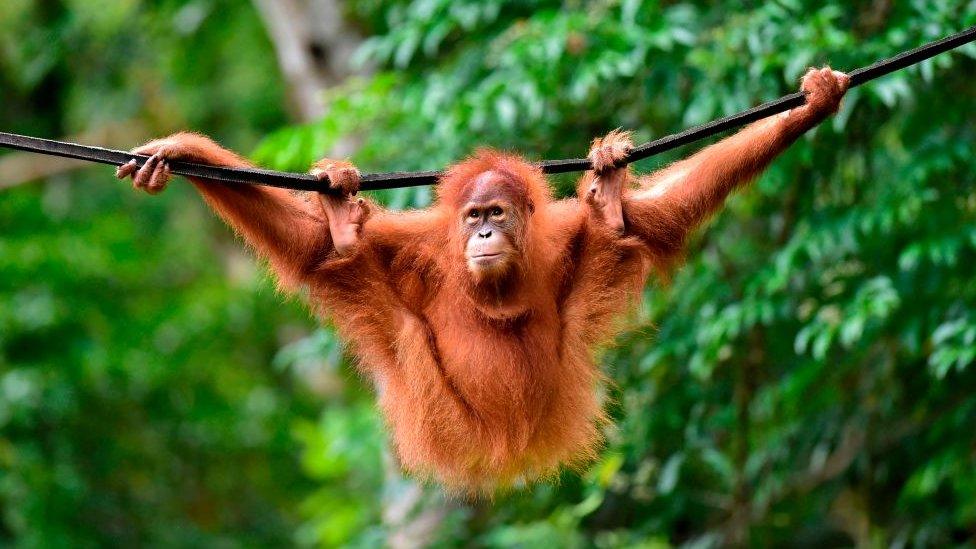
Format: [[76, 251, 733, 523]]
[[116, 67, 849, 492]]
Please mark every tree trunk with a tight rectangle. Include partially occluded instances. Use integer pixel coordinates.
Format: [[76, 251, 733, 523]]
[[251, 0, 362, 123]]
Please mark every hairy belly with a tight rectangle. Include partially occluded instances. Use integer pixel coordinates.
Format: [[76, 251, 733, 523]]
[[374, 309, 606, 493]]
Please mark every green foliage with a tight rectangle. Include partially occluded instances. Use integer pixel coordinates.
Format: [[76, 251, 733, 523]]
[[2, 0, 976, 547], [0, 0, 315, 546]]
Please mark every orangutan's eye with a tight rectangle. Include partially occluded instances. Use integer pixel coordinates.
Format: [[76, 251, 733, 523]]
[[468, 209, 480, 218], [490, 206, 503, 217]]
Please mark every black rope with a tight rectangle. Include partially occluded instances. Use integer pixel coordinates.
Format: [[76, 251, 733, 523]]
[[1, 25, 974, 191]]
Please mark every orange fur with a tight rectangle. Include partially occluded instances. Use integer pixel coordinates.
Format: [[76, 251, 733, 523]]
[[311, 150, 652, 492], [125, 67, 847, 493]]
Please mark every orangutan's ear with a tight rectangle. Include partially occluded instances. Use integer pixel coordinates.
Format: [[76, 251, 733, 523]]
[[527, 200, 535, 214]]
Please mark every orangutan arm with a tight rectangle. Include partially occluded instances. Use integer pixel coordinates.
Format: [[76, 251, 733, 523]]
[[117, 132, 339, 289], [621, 67, 850, 259]]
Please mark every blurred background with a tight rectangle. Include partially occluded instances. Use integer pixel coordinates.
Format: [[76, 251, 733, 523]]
[[1, 1, 975, 546]]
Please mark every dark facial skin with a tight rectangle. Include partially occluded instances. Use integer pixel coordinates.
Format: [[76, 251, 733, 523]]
[[460, 171, 529, 280]]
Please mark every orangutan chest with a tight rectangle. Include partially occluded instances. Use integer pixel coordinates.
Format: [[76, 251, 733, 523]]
[[422, 300, 565, 400]]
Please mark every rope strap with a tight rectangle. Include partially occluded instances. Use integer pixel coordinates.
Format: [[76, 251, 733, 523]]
[[1, 25, 974, 191]]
